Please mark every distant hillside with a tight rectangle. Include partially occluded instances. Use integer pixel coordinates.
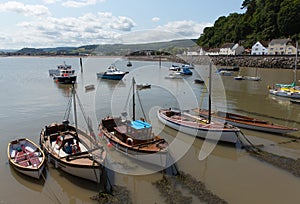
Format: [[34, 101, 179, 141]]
[[197, 0, 300, 48], [8, 39, 197, 56]]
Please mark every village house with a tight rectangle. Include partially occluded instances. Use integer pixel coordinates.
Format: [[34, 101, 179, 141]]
[[251, 41, 269, 55], [268, 38, 297, 55], [219, 43, 244, 55]]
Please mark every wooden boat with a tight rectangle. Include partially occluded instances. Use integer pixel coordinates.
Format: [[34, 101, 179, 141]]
[[97, 64, 129, 80], [158, 64, 242, 144], [157, 108, 241, 144], [40, 84, 106, 183], [193, 108, 298, 134], [7, 138, 46, 179], [99, 78, 168, 167]]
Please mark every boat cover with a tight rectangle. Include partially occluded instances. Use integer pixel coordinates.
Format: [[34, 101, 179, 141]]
[[131, 120, 151, 130]]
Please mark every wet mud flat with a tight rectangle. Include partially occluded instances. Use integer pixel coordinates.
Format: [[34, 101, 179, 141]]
[[246, 146, 300, 177], [90, 185, 132, 204], [153, 171, 227, 204]]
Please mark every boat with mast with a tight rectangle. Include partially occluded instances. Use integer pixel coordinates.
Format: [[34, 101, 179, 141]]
[[99, 77, 169, 167], [269, 41, 300, 98], [157, 63, 243, 144], [40, 83, 106, 183], [193, 108, 298, 134]]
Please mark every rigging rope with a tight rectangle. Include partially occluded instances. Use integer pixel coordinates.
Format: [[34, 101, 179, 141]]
[[63, 96, 72, 121], [136, 89, 147, 121], [122, 83, 133, 114]]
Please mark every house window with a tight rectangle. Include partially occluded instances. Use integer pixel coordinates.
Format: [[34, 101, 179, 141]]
[[255, 48, 258, 51]]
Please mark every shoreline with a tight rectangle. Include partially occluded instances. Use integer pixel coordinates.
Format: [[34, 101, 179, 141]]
[[1, 54, 299, 69]]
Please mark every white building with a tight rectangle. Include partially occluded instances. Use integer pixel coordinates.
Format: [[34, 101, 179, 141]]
[[219, 43, 244, 55], [251, 41, 269, 55]]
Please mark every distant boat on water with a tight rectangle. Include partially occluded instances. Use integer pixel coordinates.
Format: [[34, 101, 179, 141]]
[[97, 64, 129, 80], [51, 62, 77, 84]]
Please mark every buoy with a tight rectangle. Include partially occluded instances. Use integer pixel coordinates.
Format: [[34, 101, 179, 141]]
[[107, 142, 113, 148]]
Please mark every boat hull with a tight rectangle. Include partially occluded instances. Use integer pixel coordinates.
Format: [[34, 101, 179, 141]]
[[102, 133, 167, 168], [8, 138, 46, 179], [40, 124, 104, 183], [269, 89, 300, 99], [53, 75, 77, 84], [157, 110, 240, 144], [196, 109, 298, 134], [97, 73, 127, 80]]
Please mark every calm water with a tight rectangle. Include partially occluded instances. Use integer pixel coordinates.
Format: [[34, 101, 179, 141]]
[[1, 56, 300, 203]]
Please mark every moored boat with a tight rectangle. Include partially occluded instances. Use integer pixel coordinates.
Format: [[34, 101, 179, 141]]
[[7, 138, 46, 179], [40, 85, 106, 183], [51, 62, 77, 84], [136, 83, 151, 90], [97, 64, 129, 80], [193, 108, 298, 134], [157, 108, 241, 144], [99, 78, 168, 167]]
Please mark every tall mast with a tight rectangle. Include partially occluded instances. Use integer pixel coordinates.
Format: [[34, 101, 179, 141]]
[[132, 77, 136, 121], [208, 62, 212, 124], [72, 83, 78, 132]]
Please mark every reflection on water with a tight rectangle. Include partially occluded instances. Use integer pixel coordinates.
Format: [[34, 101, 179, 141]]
[[1, 57, 300, 204]]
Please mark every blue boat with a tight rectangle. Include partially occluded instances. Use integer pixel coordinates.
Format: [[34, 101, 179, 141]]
[[97, 64, 129, 80], [180, 67, 192, 75]]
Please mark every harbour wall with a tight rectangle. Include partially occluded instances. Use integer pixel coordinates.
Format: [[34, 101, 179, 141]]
[[182, 55, 299, 69]]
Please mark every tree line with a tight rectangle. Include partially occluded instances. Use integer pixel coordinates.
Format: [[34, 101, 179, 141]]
[[197, 0, 300, 49]]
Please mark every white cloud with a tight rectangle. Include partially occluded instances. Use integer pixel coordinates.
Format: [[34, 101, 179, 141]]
[[152, 17, 160, 22], [43, 0, 58, 4], [5, 12, 136, 48], [0, 1, 51, 17], [156, 20, 212, 39], [62, 0, 105, 8]]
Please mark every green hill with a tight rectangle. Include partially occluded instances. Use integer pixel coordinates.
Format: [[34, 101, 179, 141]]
[[197, 0, 300, 48]]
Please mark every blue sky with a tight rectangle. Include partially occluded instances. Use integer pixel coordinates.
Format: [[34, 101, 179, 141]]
[[0, 0, 244, 49]]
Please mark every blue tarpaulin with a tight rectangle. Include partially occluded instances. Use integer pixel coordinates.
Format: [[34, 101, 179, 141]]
[[131, 120, 151, 130]]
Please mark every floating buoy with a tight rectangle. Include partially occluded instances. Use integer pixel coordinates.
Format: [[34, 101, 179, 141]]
[[107, 142, 113, 148]]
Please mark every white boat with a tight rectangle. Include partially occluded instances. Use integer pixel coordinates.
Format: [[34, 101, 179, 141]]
[[244, 76, 261, 81], [158, 64, 243, 145], [51, 62, 77, 84], [40, 85, 106, 183], [217, 70, 233, 76], [7, 138, 46, 179], [165, 71, 183, 79], [97, 64, 129, 80], [169, 65, 181, 71], [157, 109, 241, 144], [49, 62, 75, 76]]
